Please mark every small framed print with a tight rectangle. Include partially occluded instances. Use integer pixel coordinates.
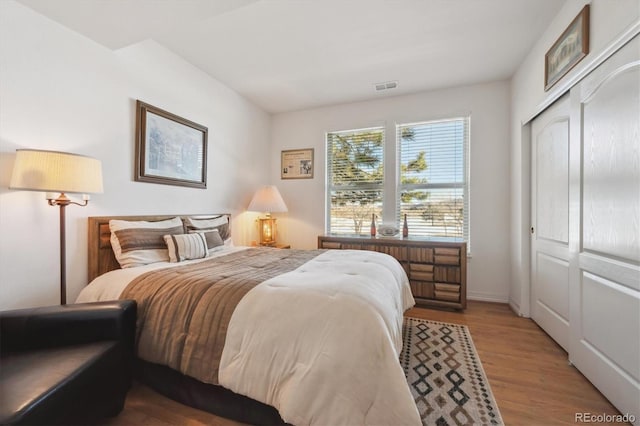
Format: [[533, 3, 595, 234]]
[[544, 5, 590, 91], [281, 148, 314, 179]]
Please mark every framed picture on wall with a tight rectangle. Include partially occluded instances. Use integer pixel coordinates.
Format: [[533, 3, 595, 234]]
[[544, 5, 590, 91], [281, 148, 314, 179], [135, 100, 208, 188]]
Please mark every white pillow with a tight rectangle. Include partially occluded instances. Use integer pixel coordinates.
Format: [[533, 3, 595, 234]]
[[184, 215, 228, 229], [110, 217, 184, 268], [164, 233, 208, 263]]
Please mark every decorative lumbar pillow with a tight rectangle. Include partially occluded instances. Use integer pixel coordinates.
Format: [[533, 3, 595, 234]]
[[183, 215, 231, 242], [110, 217, 184, 268], [164, 233, 208, 263], [189, 228, 224, 252]]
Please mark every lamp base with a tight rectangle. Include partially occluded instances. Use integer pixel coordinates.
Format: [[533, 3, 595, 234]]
[[258, 217, 278, 247]]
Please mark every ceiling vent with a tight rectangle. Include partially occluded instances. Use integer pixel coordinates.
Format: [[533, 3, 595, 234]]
[[374, 80, 398, 92]]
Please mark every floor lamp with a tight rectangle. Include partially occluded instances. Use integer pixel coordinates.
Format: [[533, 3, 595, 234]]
[[9, 149, 104, 305], [247, 185, 288, 246]]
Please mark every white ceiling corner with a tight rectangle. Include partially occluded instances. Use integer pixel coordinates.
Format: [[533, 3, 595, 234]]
[[16, 0, 259, 49]]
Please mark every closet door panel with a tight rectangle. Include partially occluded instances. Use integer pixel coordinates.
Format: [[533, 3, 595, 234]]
[[582, 65, 640, 262], [581, 272, 640, 383], [536, 120, 570, 244], [569, 35, 640, 422], [537, 253, 570, 322], [531, 95, 571, 351]]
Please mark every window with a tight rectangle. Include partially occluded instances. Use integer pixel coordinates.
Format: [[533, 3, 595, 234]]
[[397, 117, 469, 242], [326, 127, 384, 235], [326, 117, 470, 243]]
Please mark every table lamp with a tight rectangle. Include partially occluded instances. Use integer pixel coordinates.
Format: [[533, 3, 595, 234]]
[[247, 185, 288, 246]]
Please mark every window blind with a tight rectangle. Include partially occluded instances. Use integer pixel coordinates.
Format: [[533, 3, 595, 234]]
[[397, 117, 470, 243], [326, 127, 385, 235]]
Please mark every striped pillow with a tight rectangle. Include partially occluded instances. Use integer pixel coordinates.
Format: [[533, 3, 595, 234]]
[[164, 233, 208, 263], [110, 217, 184, 268], [189, 228, 224, 252], [183, 215, 230, 242]]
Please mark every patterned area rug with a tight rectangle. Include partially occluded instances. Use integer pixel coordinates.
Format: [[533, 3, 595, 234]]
[[401, 317, 504, 426]]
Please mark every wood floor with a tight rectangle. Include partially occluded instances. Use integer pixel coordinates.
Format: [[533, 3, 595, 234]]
[[103, 301, 622, 425]]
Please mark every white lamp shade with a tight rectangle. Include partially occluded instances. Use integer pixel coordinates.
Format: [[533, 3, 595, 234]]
[[9, 149, 103, 194], [247, 185, 288, 213]]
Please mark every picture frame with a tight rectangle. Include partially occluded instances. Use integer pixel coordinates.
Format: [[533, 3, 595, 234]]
[[544, 5, 590, 91], [281, 148, 314, 179], [135, 100, 208, 188]]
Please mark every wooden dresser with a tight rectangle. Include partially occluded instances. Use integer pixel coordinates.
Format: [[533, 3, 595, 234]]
[[318, 235, 467, 310]]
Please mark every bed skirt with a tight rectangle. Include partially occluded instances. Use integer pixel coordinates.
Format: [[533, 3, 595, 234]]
[[135, 358, 286, 425]]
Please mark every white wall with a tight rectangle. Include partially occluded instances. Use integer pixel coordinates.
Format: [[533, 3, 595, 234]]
[[271, 81, 511, 302], [0, 1, 271, 309], [509, 0, 640, 315]]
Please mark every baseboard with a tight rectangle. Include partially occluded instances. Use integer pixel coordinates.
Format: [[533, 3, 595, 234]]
[[467, 292, 509, 304], [508, 299, 520, 313]]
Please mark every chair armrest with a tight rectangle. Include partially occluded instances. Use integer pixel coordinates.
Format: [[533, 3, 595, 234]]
[[0, 300, 136, 354]]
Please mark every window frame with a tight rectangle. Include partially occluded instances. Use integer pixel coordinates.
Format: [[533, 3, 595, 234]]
[[396, 116, 470, 244], [324, 116, 470, 246], [325, 126, 386, 235]]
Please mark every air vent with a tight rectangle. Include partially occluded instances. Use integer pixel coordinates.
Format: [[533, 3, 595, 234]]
[[374, 80, 398, 92]]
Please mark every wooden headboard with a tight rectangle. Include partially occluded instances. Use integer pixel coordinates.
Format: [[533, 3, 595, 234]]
[[87, 214, 230, 282]]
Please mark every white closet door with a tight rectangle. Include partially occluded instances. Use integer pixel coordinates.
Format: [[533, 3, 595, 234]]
[[569, 35, 640, 422], [531, 95, 571, 351]]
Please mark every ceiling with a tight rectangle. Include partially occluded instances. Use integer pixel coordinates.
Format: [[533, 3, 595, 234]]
[[17, 0, 565, 113]]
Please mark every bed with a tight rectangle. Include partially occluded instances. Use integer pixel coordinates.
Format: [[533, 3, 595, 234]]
[[78, 214, 420, 426]]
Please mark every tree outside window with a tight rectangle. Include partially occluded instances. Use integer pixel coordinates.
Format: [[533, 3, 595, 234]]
[[327, 128, 384, 235]]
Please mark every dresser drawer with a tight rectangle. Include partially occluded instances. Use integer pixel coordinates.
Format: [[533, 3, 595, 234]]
[[410, 263, 434, 272], [435, 283, 460, 293], [434, 247, 460, 265], [408, 247, 434, 263], [434, 266, 461, 283], [410, 281, 434, 299], [409, 264, 434, 281], [320, 241, 342, 249], [434, 290, 460, 302]]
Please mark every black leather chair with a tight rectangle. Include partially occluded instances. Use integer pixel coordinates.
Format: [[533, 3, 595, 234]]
[[0, 300, 137, 425]]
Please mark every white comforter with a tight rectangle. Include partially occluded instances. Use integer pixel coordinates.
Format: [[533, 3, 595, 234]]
[[77, 247, 420, 426]]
